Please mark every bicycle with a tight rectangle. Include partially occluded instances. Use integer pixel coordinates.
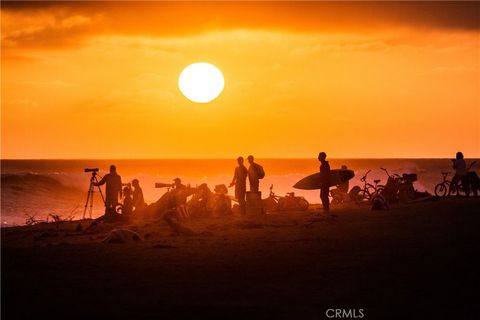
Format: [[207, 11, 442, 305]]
[[434, 172, 451, 197], [380, 168, 416, 203], [263, 185, 309, 212], [435, 161, 477, 197], [355, 170, 384, 204]]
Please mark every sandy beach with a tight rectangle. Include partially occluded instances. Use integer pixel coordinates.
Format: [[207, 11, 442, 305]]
[[2, 198, 479, 320], [3, 1, 479, 319]]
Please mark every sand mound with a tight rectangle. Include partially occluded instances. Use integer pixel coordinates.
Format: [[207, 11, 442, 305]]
[[102, 229, 142, 244]]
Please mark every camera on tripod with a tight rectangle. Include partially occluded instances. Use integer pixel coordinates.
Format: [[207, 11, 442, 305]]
[[83, 168, 105, 219]]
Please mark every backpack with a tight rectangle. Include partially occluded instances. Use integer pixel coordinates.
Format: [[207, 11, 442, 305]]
[[256, 164, 265, 179]]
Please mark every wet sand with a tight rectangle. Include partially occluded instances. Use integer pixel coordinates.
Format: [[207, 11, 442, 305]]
[[2, 198, 479, 320]]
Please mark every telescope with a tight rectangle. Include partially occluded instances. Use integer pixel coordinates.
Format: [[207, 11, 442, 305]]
[[84, 168, 99, 173]]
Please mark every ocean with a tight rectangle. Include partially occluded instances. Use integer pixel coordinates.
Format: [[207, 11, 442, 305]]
[[2, 159, 478, 226]]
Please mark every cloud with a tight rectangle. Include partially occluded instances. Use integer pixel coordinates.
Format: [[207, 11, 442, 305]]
[[1, 1, 478, 51], [1, 7, 98, 49]]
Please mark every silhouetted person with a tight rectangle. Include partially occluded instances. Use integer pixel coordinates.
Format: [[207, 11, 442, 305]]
[[173, 177, 186, 190], [94, 165, 122, 215], [171, 177, 187, 207], [122, 186, 133, 215], [330, 165, 349, 203], [132, 179, 145, 212], [229, 156, 248, 214], [450, 152, 468, 195], [247, 155, 265, 192], [318, 152, 330, 212]]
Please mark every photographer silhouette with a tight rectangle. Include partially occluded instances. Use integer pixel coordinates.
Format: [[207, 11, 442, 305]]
[[94, 165, 123, 216]]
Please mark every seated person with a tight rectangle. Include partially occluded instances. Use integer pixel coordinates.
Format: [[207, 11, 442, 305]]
[[122, 186, 133, 216], [132, 179, 146, 213], [172, 177, 186, 190], [331, 165, 350, 203]]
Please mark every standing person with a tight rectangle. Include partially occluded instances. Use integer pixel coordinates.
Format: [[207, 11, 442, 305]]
[[318, 152, 330, 212], [450, 152, 468, 196], [247, 155, 265, 192], [94, 165, 122, 215], [229, 156, 248, 214], [132, 179, 146, 213]]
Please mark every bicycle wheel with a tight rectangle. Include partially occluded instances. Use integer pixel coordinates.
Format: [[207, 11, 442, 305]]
[[449, 181, 463, 197], [297, 198, 310, 211], [355, 190, 370, 205], [331, 195, 342, 205], [434, 183, 448, 197], [263, 197, 278, 212]]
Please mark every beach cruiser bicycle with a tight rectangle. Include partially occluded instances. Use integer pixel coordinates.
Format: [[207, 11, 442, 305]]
[[354, 170, 385, 204], [380, 168, 416, 203], [434, 172, 453, 197], [263, 185, 310, 212]]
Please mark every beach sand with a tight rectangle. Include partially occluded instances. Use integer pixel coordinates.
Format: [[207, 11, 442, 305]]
[[2, 198, 479, 319]]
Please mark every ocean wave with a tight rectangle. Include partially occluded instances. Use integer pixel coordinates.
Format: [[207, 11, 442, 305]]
[[1, 173, 81, 195]]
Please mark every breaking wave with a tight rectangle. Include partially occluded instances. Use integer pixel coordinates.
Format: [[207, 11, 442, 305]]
[[1, 173, 81, 195]]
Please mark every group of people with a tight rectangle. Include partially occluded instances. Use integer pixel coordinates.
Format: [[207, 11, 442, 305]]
[[91, 151, 476, 220], [93, 157, 266, 218], [93, 165, 145, 217], [92, 153, 330, 219], [229, 155, 265, 214]]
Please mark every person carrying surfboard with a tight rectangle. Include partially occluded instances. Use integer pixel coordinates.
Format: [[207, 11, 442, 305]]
[[318, 152, 330, 212], [247, 155, 265, 192]]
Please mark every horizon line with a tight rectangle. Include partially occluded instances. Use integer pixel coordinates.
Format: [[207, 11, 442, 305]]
[[2, 157, 478, 161]]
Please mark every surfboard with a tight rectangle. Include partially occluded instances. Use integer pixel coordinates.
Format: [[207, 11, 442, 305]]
[[293, 169, 355, 190]]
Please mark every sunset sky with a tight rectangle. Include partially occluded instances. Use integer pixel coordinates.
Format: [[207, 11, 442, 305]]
[[1, 1, 479, 159]]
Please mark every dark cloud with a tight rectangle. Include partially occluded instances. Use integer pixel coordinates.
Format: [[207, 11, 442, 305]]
[[2, 1, 478, 50]]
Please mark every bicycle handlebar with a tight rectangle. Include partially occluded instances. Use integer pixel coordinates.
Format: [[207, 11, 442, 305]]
[[380, 167, 401, 179], [360, 170, 371, 182], [468, 161, 477, 170]]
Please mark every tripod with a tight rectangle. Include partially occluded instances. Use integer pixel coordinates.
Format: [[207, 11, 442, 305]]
[[83, 171, 106, 219]]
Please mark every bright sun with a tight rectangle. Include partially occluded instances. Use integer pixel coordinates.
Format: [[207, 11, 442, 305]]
[[178, 62, 224, 103]]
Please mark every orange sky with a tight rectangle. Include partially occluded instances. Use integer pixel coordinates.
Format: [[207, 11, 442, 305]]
[[1, 1, 479, 159]]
